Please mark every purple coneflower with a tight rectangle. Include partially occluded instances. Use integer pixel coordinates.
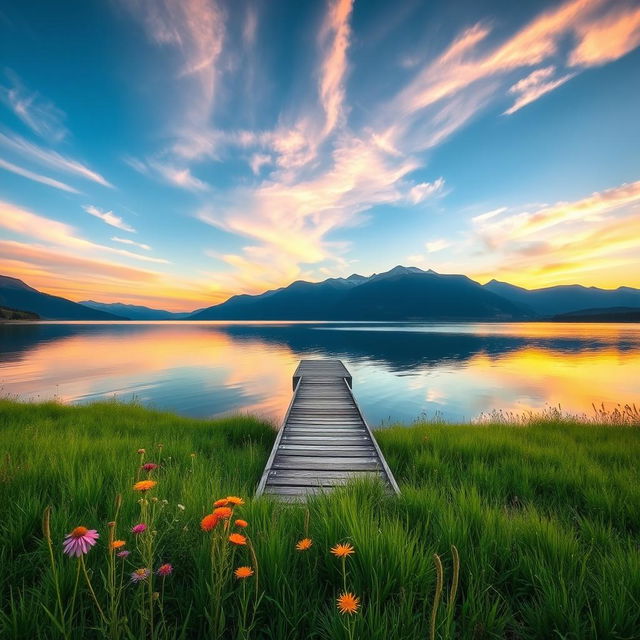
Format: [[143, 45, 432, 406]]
[[142, 462, 159, 471], [131, 523, 147, 535], [156, 563, 173, 577], [117, 550, 130, 558], [131, 568, 150, 583], [63, 526, 99, 557]]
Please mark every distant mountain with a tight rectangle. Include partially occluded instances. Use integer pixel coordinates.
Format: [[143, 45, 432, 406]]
[[550, 307, 640, 323], [0, 276, 125, 320], [483, 280, 640, 317], [79, 300, 191, 320], [0, 305, 40, 320], [189, 266, 530, 321]]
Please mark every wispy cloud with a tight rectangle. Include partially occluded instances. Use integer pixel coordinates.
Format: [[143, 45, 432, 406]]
[[0, 157, 79, 193], [124, 156, 210, 191], [112, 236, 151, 251], [0, 70, 68, 142], [504, 66, 576, 115], [470, 180, 640, 287], [0, 130, 112, 187], [425, 239, 451, 253], [0, 200, 168, 264], [84, 205, 136, 233]]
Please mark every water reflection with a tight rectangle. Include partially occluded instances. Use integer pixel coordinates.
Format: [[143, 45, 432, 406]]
[[1, 322, 638, 425]]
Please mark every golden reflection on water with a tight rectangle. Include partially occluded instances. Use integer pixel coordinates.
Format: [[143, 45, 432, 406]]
[[1, 322, 638, 422]]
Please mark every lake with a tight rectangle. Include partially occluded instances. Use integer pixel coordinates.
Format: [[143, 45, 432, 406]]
[[1, 321, 638, 425]]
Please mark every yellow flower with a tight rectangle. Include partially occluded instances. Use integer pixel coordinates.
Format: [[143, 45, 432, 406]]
[[133, 480, 157, 492], [337, 592, 360, 615], [296, 538, 313, 551], [234, 566, 254, 579], [330, 543, 355, 558]]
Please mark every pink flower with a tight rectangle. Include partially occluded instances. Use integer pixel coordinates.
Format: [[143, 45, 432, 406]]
[[156, 563, 173, 577], [117, 550, 130, 558], [63, 526, 99, 557], [142, 463, 159, 471], [130, 568, 150, 583], [131, 523, 147, 535]]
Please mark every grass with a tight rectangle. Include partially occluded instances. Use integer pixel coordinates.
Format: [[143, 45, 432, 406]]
[[0, 398, 639, 639]]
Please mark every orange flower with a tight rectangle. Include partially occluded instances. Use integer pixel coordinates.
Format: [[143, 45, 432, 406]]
[[235, 519, 248, 528], [213, 499, 229, 507], [201, 514, 219, 532], [229, 533, 247, 546], [213, 506, 232, 519], [234, 566, 254, 579], [110, 540, 126, 550], [133, 480, 157, 492], [296, 538, 313, 551], [337, 592, 360, 615], [331, 543, 355, 558], [226, 496, 245, 506]]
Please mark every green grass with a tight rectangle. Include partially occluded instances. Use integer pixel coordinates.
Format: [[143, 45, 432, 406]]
[[1, 399, 639, 639]]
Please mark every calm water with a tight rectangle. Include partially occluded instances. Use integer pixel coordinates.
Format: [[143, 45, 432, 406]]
[[1, 321, 639, 425]]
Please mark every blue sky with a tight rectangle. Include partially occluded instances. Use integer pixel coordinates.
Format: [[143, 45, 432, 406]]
[[1, 0, 639, 310]]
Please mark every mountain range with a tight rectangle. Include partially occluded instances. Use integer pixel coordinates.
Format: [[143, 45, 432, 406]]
[[1, 267, 639, 321]]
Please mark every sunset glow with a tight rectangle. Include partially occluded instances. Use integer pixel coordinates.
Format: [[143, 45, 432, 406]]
[[1, 0, 639, 309]]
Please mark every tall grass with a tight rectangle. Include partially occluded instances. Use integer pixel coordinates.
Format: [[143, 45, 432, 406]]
[[1, 399, 639, 639]]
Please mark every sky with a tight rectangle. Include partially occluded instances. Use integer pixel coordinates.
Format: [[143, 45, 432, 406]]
[[0, 0, 639, 312]]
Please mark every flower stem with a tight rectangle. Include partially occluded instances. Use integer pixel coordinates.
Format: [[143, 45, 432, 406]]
[[80, 555, 107, 624]]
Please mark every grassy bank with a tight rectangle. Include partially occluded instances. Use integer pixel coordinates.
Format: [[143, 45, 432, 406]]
[[0, 399, 638, 639]]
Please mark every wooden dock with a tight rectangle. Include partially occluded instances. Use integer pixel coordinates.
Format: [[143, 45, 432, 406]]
[[256, 359, 400, 500]]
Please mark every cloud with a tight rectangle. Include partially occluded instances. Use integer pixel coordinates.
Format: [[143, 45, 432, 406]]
[[0, 200, 168, 264], [471, 206, 507, 223], [84, 205, 136, 233], [0, 70, 68, 142], [0, 130, 112, 187], [0, 157, 79, 193], [470, 179, 640, 287], [317, 0, 353, 137], [112, 236, 151, 251], [569, 4, 640, 67], [504, 66, 576, 114], [408, 178, 445, 204], [425, 239, 451, 253], [124, 156, 210, 191]]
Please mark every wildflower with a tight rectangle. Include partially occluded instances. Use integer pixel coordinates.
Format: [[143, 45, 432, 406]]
[[142, 463, 159, 471], [131, 523, 147, 535], [201, 514, 219, 532], [213, 498, 229, 507], [117, 550, 130, 558], [177, 504, 185, 511], [235, 519, 248, 528], [190, 453, 196, 458], [336, 592, 360, 615], [226, 496, 245, 506], [213, 506, 232, 519], [296, 538, 313, 551], [110, 540, 126, 550], [130, 568, 150, 583], [157, 443, 163, 449], [156, 563, 173, 577], [133, 480, 157, 492], [63, 526, 99, 557], [234, 566, 254, 579], [229, 533, 247, 546], [137, 448, 145, 455], [331, 543, 355, 558]]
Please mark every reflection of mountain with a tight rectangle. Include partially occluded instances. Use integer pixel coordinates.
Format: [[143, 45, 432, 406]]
[[3, 322, 638, 377], [206, 323, 639, 371]]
